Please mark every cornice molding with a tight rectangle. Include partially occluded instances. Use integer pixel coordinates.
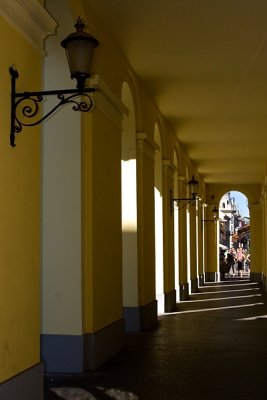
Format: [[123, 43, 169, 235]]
[[136, 132, 156, 161], [0, 0, 57, 52], [162, 159, 176, 178], [90, 74, 128, 128]]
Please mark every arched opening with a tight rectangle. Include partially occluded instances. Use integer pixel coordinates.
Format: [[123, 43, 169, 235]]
[[219, 191, 250, 279], [121, 82, 138, 330], [154, 124, 164, 313]]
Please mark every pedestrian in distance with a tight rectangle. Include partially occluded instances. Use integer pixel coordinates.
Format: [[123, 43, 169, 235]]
[[236, 247, 245, 277], [226, 247, 236, 276]]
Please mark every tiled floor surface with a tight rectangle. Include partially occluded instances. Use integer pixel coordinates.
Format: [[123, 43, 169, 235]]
[[45, 277, 267, 400]]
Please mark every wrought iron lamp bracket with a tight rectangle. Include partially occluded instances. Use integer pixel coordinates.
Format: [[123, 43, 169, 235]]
[[170, 190, 198, 216], [201, 205, 219, 226], [9, 66, 97, 147]]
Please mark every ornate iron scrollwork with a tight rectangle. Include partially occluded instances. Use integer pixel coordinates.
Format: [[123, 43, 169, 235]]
[[9, 66, 96, 147]]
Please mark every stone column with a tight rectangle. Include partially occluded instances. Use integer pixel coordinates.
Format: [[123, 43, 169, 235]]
[[197, 201, 204, 286], [136, 133, 158, 329], [189, 203, 198, 293], [262, 185, 267, 289], [205, 205, 218, 282], [42, 68, 128, 372], [162, 160, 176, 312], [250, 202, 263, 284], [178, 177, 189, 300]]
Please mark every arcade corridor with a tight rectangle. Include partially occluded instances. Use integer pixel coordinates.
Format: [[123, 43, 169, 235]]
[[2, 2, 267, 399], [45, 278, 267, 400]]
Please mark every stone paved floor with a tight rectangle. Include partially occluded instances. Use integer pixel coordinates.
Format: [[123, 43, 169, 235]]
[[44, 277, 267, 400]]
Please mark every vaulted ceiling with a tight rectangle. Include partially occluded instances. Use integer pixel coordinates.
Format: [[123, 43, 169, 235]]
[[87, 0, 267, 185]]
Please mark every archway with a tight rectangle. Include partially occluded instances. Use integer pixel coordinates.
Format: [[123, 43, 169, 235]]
[[219, 191, 250, 279]]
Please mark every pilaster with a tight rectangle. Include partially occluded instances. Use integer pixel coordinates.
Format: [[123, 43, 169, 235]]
[[177, 176, 189, 300], [250, 202, 263, 282], [197, 202, 204, 286], [0, 363, 43, 400], [205, 205, 219, 282], [162, 160, 176, 312], [261, 183, 267, 286], [42, 0, 127, 372], [136, 132, 158, 327], [189, 203, 198, 292]]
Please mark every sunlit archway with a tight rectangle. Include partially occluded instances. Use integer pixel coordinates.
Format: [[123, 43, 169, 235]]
[[218, 191, 250, 280]]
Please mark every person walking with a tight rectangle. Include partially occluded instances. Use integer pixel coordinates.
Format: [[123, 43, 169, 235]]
[[227, 247, 236, 276], [236, 247, 245, 277]]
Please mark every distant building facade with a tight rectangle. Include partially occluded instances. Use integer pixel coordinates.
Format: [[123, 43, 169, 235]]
[[219, 192, 250, 250]]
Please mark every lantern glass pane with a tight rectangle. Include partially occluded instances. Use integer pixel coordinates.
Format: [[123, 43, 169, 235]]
[[66, 39, 95, 77], [190, 181, 198, 197]]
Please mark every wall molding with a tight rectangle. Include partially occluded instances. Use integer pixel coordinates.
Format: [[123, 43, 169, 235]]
[[0, 0, 57, 52], [136, 132, 159, 163], [90, 74, 128, 128], [0, 363, 44, 400], [41, 318, 125, 372]]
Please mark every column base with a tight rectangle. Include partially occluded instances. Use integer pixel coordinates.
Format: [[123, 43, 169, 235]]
[[179, 283, 189, 300], [84, 319, 125, 370], [250, 272, 263, 284], [191, 277, 199, 293], [0, 362, 43, 400], [205, 272, 218, 282], [164, 290, 177, 312], [123, 300, 158, 332], [41, 318, 125, 372], [262, 274, 266, 290], [199, 274, 205, 286]]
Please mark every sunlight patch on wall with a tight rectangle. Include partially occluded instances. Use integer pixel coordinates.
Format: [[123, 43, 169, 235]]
[[121, 159, 137, 231], [155, 187, 164, 295]]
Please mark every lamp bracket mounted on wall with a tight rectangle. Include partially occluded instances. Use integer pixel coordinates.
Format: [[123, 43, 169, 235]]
[[9, 67, 97, 147], [170, 192, 198, 215], [9, 17, 99, 147], [202, 206, 219, 224], [170, 175, 200, 215]]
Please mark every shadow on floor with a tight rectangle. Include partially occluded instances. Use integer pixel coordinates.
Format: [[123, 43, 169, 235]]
[[45, 278, 267, 400]]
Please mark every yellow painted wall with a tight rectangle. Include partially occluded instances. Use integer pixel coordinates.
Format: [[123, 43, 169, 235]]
[[163, 164, 175, 293], [189, 207, 197, 280], [82, 109, 123, 332], [136, 136, 156, 305], [42, 0, 83, 336], [0, 17, 41, 382], [78, 0, 157, 318], [205, 212, 218, 274], [72, 0, 203, 325], [250, 203, 263, 275]]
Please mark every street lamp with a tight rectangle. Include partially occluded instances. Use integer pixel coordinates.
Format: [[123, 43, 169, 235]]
[[9, 17, 99, 147], [170, 175, 199, 215], [202, 206, 219, 223]]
